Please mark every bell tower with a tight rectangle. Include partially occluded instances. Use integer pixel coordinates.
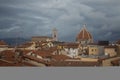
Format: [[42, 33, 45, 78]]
[[52, 28, 58, 41]]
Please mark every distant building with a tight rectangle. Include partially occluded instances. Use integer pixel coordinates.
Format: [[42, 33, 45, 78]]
[[101, 57, 120, 66], [87, 43, 104, 56], [76, 24, 93, 45], [59, 43, 79, 58], [104, 46, 117, 57], [34, 41, 54, 50], [0, 40, 8, 51], [32, 28, 58, 42], [98, 41, 109, 46], [31, 36, 53, 42]]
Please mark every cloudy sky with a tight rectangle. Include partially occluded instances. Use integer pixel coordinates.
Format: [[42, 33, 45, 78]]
[[0, 0, 120, 42]]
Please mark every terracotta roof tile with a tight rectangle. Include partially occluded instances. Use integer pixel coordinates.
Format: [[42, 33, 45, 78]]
[[76, 25, 93, 41], [59, 43, 79, 48], [0, 40, 8, 45], [51, 54, 72, 61], [33, 50, 53, 58], [104, 45, 117, 48], [0, 59, 37, 66], [22, 50, 34, 54], [17, 42, 33, 48], [0, 50, 15, 61], [111, 59, 120, 66], [0, 50, 38, 66], [23, 55, 50, 66]]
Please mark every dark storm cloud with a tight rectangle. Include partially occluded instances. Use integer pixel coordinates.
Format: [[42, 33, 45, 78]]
[[0, 0, 120, 41]]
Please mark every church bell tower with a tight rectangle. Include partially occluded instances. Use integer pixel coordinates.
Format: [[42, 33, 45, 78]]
[[52, 28, 58, 41]]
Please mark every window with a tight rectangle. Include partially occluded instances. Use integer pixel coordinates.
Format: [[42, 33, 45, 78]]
[[91, 49, 94, 52], [115, 48, 117, 52]]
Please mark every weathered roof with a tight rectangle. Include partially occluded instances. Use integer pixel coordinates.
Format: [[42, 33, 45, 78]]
[[0, 60, 37, 66], [51, 54, 72, 61], [59, 43, 79, 48], [104, 45, 117, 48], [0, 50, 15, 61], [111, 59, 120, 66], [23, 55, 50, 66], [0, 50, 38, 66], [88, 43, 98, 45], [0, 40, 8, 45], [17, 42, 33, 48]]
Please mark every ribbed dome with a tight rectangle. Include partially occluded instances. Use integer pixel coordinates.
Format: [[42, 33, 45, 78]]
[[76, 25, 93, 43]]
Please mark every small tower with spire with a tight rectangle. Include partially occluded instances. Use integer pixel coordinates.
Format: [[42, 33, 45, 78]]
[[52, 28, 58, 41]]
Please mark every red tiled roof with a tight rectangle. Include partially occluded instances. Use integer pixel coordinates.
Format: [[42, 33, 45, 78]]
[[0, 40, 8, 45], [0, 59, 37, 67], [17, 42, 33, 48], [104, 45, 117, 48], [23, 55, 50, 66], [35, 41, 52, 47], [51, 54, 72, 61], [88, 43, 98, 45], [22, 46, 57, 58], [0, 50, 15, 56], [0, 50, 15, 61], [111, 59, 120, 66], [22, 50, 34, 54], [48, 46, 57, 51], [76, 26, 93, 41], [0, 50, 38, 67], [59, 43, 79, 48], [33, 50, 53, 58]]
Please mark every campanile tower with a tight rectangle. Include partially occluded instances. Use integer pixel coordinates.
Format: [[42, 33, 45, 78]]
[[52, 28, 58, 41]]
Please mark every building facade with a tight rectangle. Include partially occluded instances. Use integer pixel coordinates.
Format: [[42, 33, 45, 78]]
[[87, 44, 104, 56]]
